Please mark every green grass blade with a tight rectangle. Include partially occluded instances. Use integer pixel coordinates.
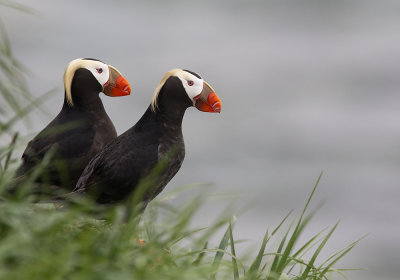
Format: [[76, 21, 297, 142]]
[[229, 216, 239, 280], [263, 210, 292, 277], [168, 227, 208, 247], [274, 172, 322, 275], [1, 132, 17, 173], [192, 242, 208, 265], [318, 235, 366, 278], [286, 229, 327, 275], [319, 245, 355, 278], [271, 210, 293, 236], [267, 225, 290, 280], [0, 89, 55, 133], [299, 221, 339, 279], [301, 172, 322, 219], [318, 234, 367, 269], [210, 219, 232, 279], [292, 228, 326, 260], [248, 227, 269, 277]]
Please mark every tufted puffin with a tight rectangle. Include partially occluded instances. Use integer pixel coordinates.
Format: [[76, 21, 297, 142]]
[[74, 69, 221, 207], [15, 58, 131, 191]]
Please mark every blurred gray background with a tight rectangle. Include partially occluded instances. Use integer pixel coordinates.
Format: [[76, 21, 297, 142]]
[[2, 0, 400, 279]]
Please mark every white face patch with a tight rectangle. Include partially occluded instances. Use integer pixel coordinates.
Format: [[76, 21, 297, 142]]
[[177, 72, 204, 104], [84, 61, 110, 87]]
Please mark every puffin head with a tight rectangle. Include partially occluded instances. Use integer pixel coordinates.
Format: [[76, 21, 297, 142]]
[[63, 58, 131, 106], [151, 69, 221, 113]]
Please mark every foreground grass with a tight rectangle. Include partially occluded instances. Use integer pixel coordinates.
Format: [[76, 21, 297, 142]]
[[0, 172, 360, 280]]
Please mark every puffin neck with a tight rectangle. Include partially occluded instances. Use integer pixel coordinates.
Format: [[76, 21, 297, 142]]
[[158, 102, 187, 127], [135, 105, 186, 135], [63, 89, 106, 114]]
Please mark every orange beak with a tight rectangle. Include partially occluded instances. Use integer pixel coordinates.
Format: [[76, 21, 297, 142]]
[[194, 81, 221, 113], [103, 65, 131, 97]]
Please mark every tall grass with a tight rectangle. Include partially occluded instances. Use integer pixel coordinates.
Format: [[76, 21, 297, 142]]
[[0, 173, 362, 280], [0, 4, 361, 279]]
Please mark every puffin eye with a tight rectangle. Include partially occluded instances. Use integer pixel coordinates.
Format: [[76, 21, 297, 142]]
[[187, 80, 194, 86], [96, 68, 103, 74]]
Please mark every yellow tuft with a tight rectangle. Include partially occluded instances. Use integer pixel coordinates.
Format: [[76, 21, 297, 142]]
[[63, 59, 85, 107], [150, 69, 183, 112]]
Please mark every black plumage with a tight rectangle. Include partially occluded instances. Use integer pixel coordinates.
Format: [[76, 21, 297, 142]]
[[74, 69, 221, 207], [15, 58, 131, 191]]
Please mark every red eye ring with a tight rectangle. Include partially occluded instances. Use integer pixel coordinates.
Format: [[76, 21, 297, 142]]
[[97, 68, 103, 74], [188, 80, 194, 86]]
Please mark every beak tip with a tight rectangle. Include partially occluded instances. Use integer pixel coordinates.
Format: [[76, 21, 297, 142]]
[[213, 102, 222, 113]]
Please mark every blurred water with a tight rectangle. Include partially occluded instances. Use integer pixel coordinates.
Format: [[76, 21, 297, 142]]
[[2, 0, 400, 279]]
